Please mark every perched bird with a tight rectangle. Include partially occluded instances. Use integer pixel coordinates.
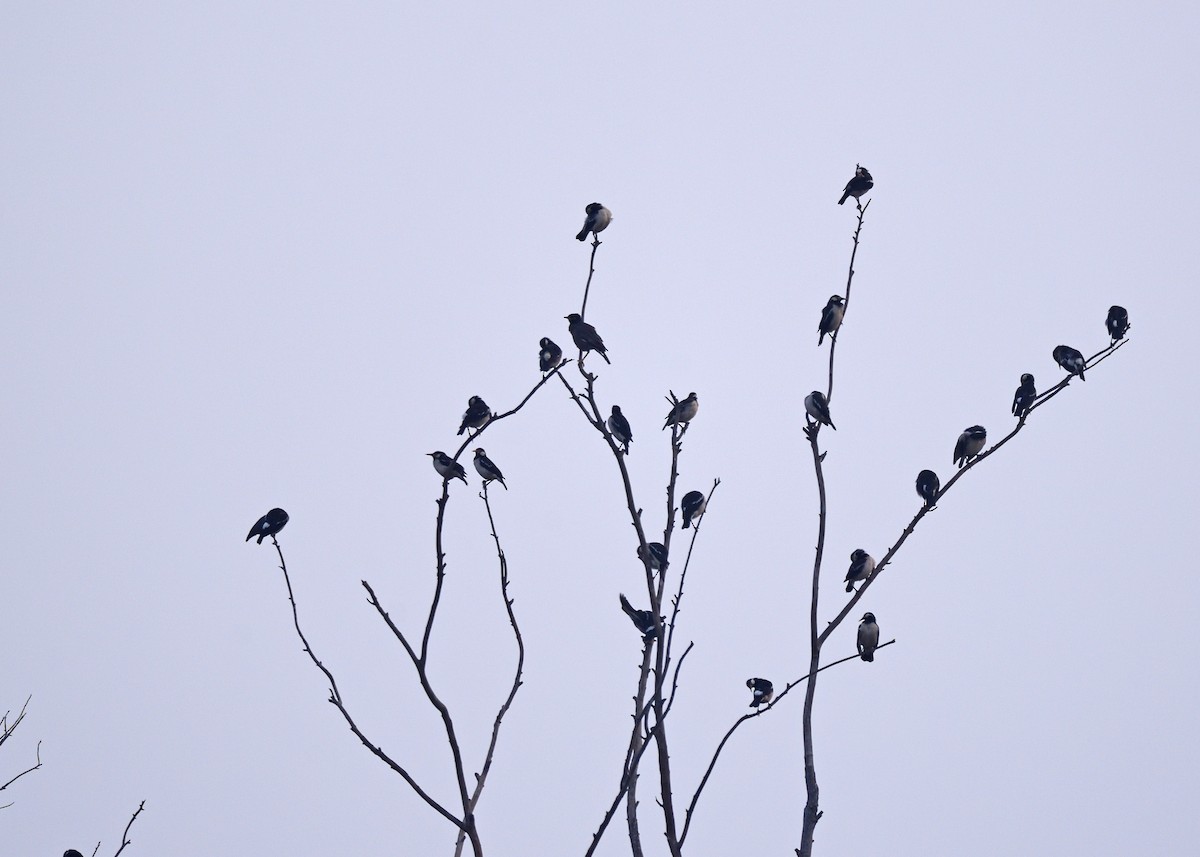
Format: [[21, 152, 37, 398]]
[[804, 390, 836, 430], [1012, 373, 1037, 418], [662, 392, 699, 430], [565, 313, 612, 364], [619, 593, 659, 640], [818, 295, 845, 345], [473, 448, 507, 489], [246, 508, 289, 544], [681, 490, 707, 528], [576, 202, 612, 241], [1106, 305, 1130, 342], [838, 165, 874, 205], [539, 337, 563, 372], [428, 451, 467, 484], [1053, 345, 1087, 381], [746, 677, 774, 708], [457, 396, 492, 435], [915, 470, 940, 508], [637, 541, 668, 571], [845, 549, 875, 592], [607, 405, 633, 454], [857, 612, 880, 662], [65, 851, 85, 857], [953, 425, 987, 468]]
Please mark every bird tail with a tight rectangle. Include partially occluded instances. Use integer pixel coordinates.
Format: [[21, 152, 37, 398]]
[[498, 478, 508, 490], [600, 350, 612, 365], [619, 593, 635, 618], [1079, 368, 1086, 381], [456, 426, 466, 436], [845, 581, 854, 593], [861, 651, 874, 662], [576, 228, 589, 241], [828, 419, 837, 431], [838, 191, 849, 205], [257, 534, 266, 544]]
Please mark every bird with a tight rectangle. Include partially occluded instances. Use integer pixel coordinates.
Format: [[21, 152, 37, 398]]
[[1053, 345, 1087, 381], [1011, 374, 1037, 418], [953, 425, 987, 468], [473, 448, 507, 489], [662, 392, 699, 430], [539, 337, 563, 372], [915, 470, 940, 508], [838, 165, 873, 205], [457, 396, 492, 435], [804, 390, 836, 430], [637, 541, 668, 571], [1106, 305, 1130, 342], [818, 295, 845, 345], [746, 677, 774, 708], [565, 313, 612, 364], [64, 851, 85, 857], [681, 490, 707, 528], [607, 405, 633, 454], [428, 451, 467, 484], [619, 593, 659, 640], [857, 613, 880, 662], [576, 202, 612, 241], [246, 508, 289, 544], [845, 549, 875, 592]]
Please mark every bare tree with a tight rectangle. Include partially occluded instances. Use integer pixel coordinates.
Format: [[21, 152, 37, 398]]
[[0, 697, 41, 809]]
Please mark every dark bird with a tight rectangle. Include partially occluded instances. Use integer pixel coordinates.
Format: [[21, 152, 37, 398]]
[[845, 549, 876, 592], [915, 470, 940, 508], [857, 612, 880, 662], [457, 396, 492, 435], [818, 295, 845, 345], [428, 451, 467, 484], [539, 337, 563, 372], [607, 405, 633, 454], [1106, 305, 1130, 342], [565, 313, 612, 364], [637, 541, 668, 571], [838, 165, 873, 205], [473, 448, 507, 489], [662, 392, 699, 430], [953, 425, 987, 468], [1012, 373, 1037, 418], [619, 593, 659, 640], [246, 508, 289, 544], [681, 490, 707, 528], [746, 677, 774, 708], [65, 851, 85, 857], [804, 390, 836, 430], [576, 202, 612, 241], [1053, 345, 1087, 381]]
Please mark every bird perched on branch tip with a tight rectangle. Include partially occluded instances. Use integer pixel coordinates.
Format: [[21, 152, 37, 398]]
[[565, 313, 611, 364], [663, 392, 699, 430], [1106, 306, 1129, 343], [838, 165, 873, 205], [428, 451, 467, 484], [473, 448, 507, 489], [246, 508, 289, 544], [576, 202, 612, 241], [804, 390, 836, 430], [682, 490, 707, 529]]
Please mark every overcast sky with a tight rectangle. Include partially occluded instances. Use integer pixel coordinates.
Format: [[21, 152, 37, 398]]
[[4, 3, 1198, 855]]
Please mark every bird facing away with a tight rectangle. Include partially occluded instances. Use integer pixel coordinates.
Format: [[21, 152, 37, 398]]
[[565, 313, 612, 364], [1053, 345, 1087, 381], [663, 392, 699, 430], [428, 451, 467, 484], [607, 405, 633, 454], [838, 165, 874, 205], [857, 612, 880, 662], [746, 677, 774, 708], [246, 508, 289, 544], [457, 396, 492, 436], [804, 390, 836, 430], [576, 202, 612, 241], [916, 470, 940, 508], [1012, 373, 1037, 418], [473, 448, 507, 489], [1106, 305, 1130, 342], [845, 549, 876, 592], [65, 851, 85, 857], [638, 541, 668, 571], [818, 295, 845, 345], [619, 593, 659, 640], [539, 337, 563, 372], [953, 425, 987, 469], [681, 490, 707, 528]]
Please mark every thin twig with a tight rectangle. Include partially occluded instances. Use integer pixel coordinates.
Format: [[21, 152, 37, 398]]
[[109, 800, 146, 857], [826, 199, 869, 403], [580, 236, 602, 320]]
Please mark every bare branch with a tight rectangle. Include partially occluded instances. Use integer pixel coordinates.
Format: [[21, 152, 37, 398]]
[[109, 800, 146, 857], [825, 199, 869, 403]]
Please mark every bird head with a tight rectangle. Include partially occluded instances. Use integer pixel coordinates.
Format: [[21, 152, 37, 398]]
[[862, 612, 876, 623], [565, 313, 582, 323], [1021, 373, 1034, 384], [474, 448, 485, 457]]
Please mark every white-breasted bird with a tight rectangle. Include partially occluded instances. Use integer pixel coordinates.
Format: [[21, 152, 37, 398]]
[[663, 392, 699, 430], [1053, 345, 1087, 381], [457, 396, 492, 435], [428, 451, 467, 484], [246, 508, 289, 544], [539, 337, 563, 373], [857, 612, 880, 662], [576, 202, 612, 241], [953, 425, 987, 469], [916, 470, 940, 508], [565, 313, 611, 364], [845, 549, 875, 593], [1012, 373, 1037, 418], [804, 390, 836, 430], [1106, 306, 1130, 342], [473, 448, 507, 489], [838, 165, 873, 205], [607, 405, 633, 454], [637, 541, 668, 571], [746, 677, 774, 708], [681, 490, 707, 528], [619, 593, 659, 641], [818, 295, 845, 345]]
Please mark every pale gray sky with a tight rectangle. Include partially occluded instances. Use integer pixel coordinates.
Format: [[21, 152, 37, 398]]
[[3, 3, 1198, 855]]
